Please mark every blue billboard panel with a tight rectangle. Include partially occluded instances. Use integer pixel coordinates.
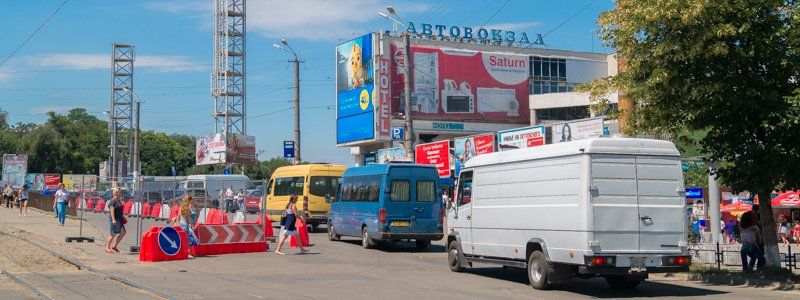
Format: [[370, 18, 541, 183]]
[[337, 112, 375, 144], [337, 84, 374, 118], [336, 34, 373, 94]]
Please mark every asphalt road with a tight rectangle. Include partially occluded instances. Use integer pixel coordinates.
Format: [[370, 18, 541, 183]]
[[1, 208, 799, 299]]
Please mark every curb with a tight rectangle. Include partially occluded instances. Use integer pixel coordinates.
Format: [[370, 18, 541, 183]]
[[688, 273, 799, 290]]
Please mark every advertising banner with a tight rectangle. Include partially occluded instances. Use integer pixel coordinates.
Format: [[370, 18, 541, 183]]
[[196, 133, 227, 165], [2, 154, 27, 188], [415, 141, 452, 178], [226, 134, 256, 164], [376, 57, 391, 140], [552, 117, 604, 143], [377, 147, 411, 163], [62, 174, 97, 192], [391, 46, 529, 123], [454, 133, 495, 175], [45, 174, 61, 189], [336, 33, 376, 144], [497, 126, 546, 151]]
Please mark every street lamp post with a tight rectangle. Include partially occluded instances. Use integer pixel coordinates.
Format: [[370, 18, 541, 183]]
[[274, 40, 302, 165], [380, 6, 415, 160], [122, 86, 142, 253]]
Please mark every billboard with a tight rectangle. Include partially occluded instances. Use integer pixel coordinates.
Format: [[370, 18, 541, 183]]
[[336, 33, 377, 144], [391, 46, 529, 123], [227, 134, 256, 164], [415, 141, 452, 178], [196, 133, 227, 165], [377, 147, 411, 163], [497, 126, 546, 151], [24, 173, 60, 190], [552, 117, 604, 143], [454, 133, 495, 175], [2, 154, 27, 188], [62, 174, 97, 192]]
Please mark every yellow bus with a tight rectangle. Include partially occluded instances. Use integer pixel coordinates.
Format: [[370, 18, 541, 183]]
[[265, 164, 345, 231]]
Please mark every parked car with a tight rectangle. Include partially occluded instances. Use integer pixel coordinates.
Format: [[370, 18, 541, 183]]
[[328, 163, 444, 250], [446, 137, 690, 290], [245, 190, 262, 213]]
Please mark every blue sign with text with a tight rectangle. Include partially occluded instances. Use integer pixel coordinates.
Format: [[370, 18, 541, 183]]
[[407, 22, 545, 46], [391, 127, 404, 140], [283, 141, 295, 158], [685, 188, 703, 199], [158, 227, 181, 256]]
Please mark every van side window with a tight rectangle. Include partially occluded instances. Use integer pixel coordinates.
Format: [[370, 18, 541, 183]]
[[390, 180, 410, 202], [274, 176, 304, 196], [457, 171, 473, 206], [416, 180, 436, 202], [266, 179, 273, 195]]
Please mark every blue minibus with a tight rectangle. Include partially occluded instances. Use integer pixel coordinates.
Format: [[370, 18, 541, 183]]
[[327, 163, 444, 250]]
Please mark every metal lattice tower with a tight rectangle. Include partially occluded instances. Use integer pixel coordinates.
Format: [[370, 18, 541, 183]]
[[212, 0, 247, 135], [109, 43, 134, 179]]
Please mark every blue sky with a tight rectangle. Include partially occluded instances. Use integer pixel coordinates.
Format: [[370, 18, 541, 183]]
[[0, 0, 613, 165]]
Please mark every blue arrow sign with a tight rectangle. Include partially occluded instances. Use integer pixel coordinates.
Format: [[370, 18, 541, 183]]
[[158, 227, 181, 256], [283, 141, 295, 158]]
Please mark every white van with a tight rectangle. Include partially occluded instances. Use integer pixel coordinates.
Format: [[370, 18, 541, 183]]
[[179, 175, 253, 207], [446, 138, 690, 290]]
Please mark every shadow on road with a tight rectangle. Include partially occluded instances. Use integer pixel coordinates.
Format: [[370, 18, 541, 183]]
[[464, 267, 729, 298], [337, 238, 447, 253]]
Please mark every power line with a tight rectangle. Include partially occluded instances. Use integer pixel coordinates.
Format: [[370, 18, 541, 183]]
[[477, 0, 512, 30], [0, 0, 69, 68], [0, 58, 334, 74], [511, 0, 599, 55]]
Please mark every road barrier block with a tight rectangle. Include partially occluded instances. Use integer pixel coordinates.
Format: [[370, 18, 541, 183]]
[[191, 223, 267, 256], [141, 203, 151, 217], [139, 226, 189, 262], [290, 219, 310, 248], [149, 203, 162, 219], [94, 199, 105, 212]]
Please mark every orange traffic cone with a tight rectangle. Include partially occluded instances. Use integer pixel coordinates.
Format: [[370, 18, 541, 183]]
[[261, 214, 274, 238]]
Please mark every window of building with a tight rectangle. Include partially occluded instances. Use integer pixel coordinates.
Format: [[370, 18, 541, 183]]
[[535, 106, 591, 122], [530, 56, 569, 95]]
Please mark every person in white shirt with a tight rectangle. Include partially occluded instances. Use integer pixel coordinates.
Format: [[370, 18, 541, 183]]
[[54, 183, 70, 226], [236, 189, 245, 212], [225, 187, 234, 212]]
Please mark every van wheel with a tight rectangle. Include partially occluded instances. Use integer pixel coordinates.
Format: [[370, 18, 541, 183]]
[[415, 240, 431, 251], [327, 222, 340, 241], [527, 251, 551, 290], [605, 275, 642, 289], [448, 240, 465, 272], [361, 227, 374, 249]]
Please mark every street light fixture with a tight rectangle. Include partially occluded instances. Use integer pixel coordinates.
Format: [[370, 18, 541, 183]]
[[274, 38, 302, 165], [378, 6, 414, 160]]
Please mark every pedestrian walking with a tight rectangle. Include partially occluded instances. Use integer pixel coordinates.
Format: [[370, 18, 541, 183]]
[[17, 185, 29, 217], [105, 188, 126, 254], [236, 188, 245, 212], [791, 220, 800, 244], [54, 183, 70, 226], [225, 186, 234, 212], [274, 194, 308, 255], [777, 215, 790, 244], [739, 212, 765, 272], [171, 195, 199, 248], [2, 183, 13, 208], [724, 218, 737, 244]]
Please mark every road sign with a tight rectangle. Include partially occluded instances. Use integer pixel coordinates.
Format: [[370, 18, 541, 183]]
[[223, 169, 232, 175], [283, 141, 295, 158], [685, 187, 703, 199], [158, 227, 182, 256], [391, 127, 404, 140]]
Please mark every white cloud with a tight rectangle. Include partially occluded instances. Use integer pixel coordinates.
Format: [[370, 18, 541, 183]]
[[23, 54, 206, 72], [480, 21, 543, 31], [147, 0, 429, 42]]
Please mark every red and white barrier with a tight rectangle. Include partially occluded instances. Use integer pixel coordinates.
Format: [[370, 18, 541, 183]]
[[289, 219, 310, 248], [191, 223, 267, 256]]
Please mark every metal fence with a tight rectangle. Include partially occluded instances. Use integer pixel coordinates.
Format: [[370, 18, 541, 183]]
[[689, 242, 800, 273]]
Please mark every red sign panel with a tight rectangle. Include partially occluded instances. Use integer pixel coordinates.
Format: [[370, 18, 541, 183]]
[[377, 58, 391, 139], [391, 45, 529, 123], [415, 141, 451, 178], [44, 174, 61, 189]]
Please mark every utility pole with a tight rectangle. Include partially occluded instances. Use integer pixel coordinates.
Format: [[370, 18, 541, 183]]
[[123, 86, 141, 179], [380, 6, 415, 160], [274, 39, 302, 165]]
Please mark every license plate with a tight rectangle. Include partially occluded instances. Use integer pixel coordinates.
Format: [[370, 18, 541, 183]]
[[390, 221, 410, 227], [630, 257, 646, 269]]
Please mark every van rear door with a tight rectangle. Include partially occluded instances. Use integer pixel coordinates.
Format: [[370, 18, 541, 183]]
[[385, 167, 414, 234], [591, 154, 685, 254], [410, 168, 441, 234], [635, 156, 685, 253]]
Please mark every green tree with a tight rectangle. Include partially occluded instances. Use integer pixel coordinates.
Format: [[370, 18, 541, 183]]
[[582, 0, 800, 268], [140, 131, 196, 176]]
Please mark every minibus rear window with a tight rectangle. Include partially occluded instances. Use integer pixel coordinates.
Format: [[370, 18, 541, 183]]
[[390, 180, 410, 202], [416, 181, 436, 202], [309, 176, 342, 197]]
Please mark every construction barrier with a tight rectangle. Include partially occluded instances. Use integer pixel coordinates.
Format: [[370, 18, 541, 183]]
[[159, 204, 171, 220], [258, 214, 274, 239], [289, 219, 310, 248], [123, 201, 133, 215], [203, 209, 229, 225], [94, 199, 105, 212], [141, 203, 151, 217], [139, 226, 189, 262], [169, 205, 179, 220], [149, 203, 162, 219], [191, 223, 267, 256]]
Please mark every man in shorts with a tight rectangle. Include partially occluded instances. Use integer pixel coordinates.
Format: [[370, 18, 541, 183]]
[[2, 184, 13, 208]]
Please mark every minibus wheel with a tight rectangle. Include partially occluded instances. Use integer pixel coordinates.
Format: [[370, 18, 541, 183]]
[[361, 226, 375, 249], [328, 222, 340, 241], [527, 251, 551, 290]]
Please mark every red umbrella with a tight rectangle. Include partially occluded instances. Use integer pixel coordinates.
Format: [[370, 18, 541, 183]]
[[771, 191, 800, 209], [720, 202, 752, 213]]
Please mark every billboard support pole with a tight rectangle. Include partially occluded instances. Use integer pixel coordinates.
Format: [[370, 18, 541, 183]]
[[293, 54, 301, 165]]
